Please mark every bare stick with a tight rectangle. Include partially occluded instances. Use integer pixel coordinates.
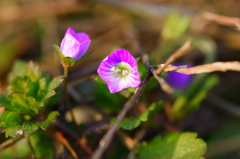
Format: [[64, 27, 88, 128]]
[[159, 61, 240, 74], [203, 12, 240, 30]]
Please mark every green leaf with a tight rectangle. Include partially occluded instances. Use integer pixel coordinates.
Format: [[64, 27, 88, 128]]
[[6, 93, 41, 114], [137, 132, 207, 159], [11, 60, 28, 77], [95, 75, 107, 84], [0, 95, 10, 107], [0, 111, 20, 128], [30, 131, 54, 159], [116, 101, 164, 130], [39, 111, 59, 130], [75, 50, 94, 62], [135, 57, 140, 63], [47, 76, 64, 91], [162, 12, 190, 40], [24, 61, 41, 82], [53, 44, 65, 59], [4, 111, 59, 138], [172, 75, 219, 119]]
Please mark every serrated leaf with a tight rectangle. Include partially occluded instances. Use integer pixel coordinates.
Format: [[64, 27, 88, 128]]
[[4, 111, 59, 138], [95, 75, 107, 84], [0, 95, 10, 107], [11, 60, 28, 77], [24, 61, 41, 82], [137, 132, 207, 159], [53, 44, 65, 59], [75, 50, 94, 61], [0, 111, 20, 128], [6, 93, 41, 114], [47, 76, 64, 91]]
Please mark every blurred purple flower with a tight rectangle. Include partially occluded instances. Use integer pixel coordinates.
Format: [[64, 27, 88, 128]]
[[97, 49, 141, 93], [166, 63, 193, 90], [60, 27, 91, 60]]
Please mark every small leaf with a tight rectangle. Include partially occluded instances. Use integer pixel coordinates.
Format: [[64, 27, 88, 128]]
[[137, 132, 207, 159], [135, 57, 140, 63], [11, 60, 28, 77], [6, 93, 40, 114], [4, 111, 59, 138], [75, 50, 94, 62], [95, 75, 107, 84], [117, 101, 163, 130], [0, 111, 20, 128], [53, 44, 65, 59]]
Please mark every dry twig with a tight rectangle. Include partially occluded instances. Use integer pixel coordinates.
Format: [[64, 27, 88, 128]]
[[160, 61, 240, 74], [203, 12, 240, 30]]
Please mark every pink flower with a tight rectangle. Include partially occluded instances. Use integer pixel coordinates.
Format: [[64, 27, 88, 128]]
[[97, 49, 141, 93], [60, 28, 91, 60]]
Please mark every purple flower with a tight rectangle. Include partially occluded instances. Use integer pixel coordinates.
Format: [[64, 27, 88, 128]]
[[97, 49, 141, 93], [166, 63, 193, 90], [60, 28, 91, 60]]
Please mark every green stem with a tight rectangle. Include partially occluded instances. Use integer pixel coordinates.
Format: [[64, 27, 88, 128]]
[[63, 66, 81, 135], [27, 137, 36, 159]]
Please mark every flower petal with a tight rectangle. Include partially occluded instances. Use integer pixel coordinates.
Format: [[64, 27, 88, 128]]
[[60, 28, 91, 60], [75, 33, 90, 42], [97, 49, 141, 93]]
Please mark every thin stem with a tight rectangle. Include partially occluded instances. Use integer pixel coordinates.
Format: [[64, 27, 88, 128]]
[[27, 137, 36, 159], [63, 66, 81, 135], [91, 74, 152, 159]]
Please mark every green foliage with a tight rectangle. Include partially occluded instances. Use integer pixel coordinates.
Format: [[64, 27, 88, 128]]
[[161, 12, 190, 40], [137, 132, 207, 159], [3, 109, 59, 138], [30, 130, 54, 159], [112, 101, 165, 130], [172, 74, 219, 119], [0, 61, 62, 138]]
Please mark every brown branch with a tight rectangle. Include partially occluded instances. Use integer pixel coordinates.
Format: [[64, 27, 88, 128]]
[[160, 61, 240, 74], [203, 12, 240, 30]]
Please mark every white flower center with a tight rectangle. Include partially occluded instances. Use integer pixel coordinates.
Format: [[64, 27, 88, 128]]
[[111, 62, 131, 79]]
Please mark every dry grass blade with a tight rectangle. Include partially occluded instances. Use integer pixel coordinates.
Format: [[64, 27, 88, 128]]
[[161, 61, 240, 74], [203, 12, 240, 30], [154, 39, 192, 75]]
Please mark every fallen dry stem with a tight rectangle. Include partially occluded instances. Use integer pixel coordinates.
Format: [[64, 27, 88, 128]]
[[161, 61, 240, 74], [203, 12, 240, 30]]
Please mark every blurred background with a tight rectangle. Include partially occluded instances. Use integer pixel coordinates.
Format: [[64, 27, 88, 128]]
[[1, 0, 240, 158]]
